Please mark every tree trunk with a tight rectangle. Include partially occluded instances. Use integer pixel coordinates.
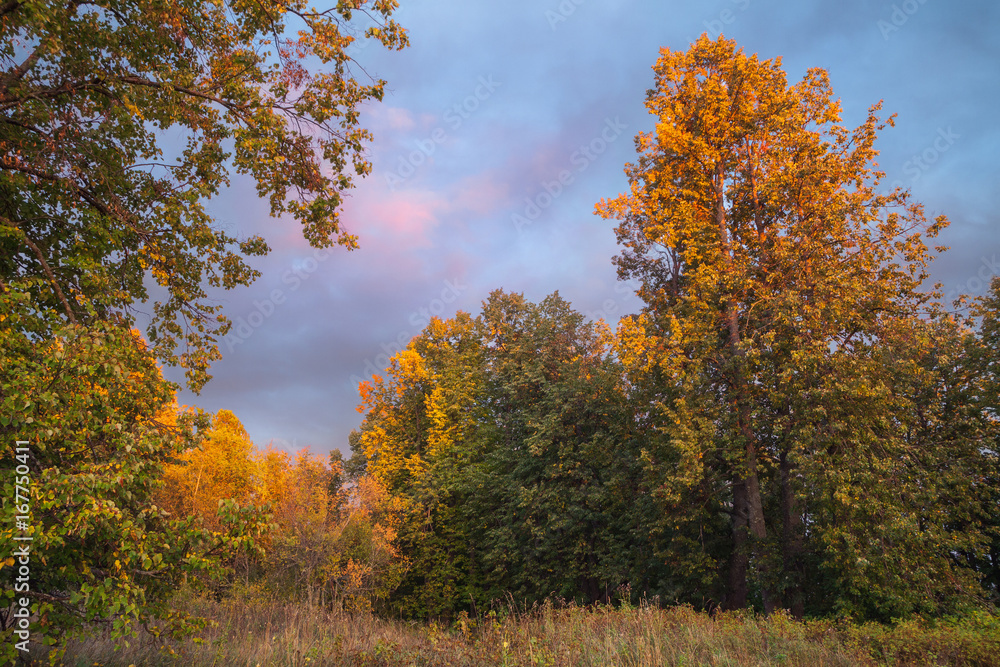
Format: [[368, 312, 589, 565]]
[[780, 450, 805, 619], [715, 161, 773, 613], [743, 432, 774, 613], [726, 478, 750, 609]]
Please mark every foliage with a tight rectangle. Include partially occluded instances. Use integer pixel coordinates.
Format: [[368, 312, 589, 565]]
[[354, 291, 674, 617], [596, 33, 987, 619], [354, 284, 997, 620], [1, 0, 407, 388], [472, 291, 651, 608], [157, 409, 259, 532], [355, 310, 489, 617], [968, 278, 1000, 604], [0, 295, 267, 662], [0, 0, 407, 657], [845, 612, 1000, 667]]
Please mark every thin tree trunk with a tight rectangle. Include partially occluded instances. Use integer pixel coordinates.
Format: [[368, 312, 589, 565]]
[[780, 450, 805, 618], [714, 161, 773, 612], [726, 478, 750, 609]]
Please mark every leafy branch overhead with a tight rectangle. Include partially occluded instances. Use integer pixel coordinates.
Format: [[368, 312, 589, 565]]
[[0, 0, 408, 390]]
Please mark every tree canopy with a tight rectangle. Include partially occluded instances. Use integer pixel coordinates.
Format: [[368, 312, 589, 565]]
[[597, 34, 982, 618], [0, 0, 407, 389], [0, 0, 407, 659], [3, 21, 998, 659], [342, 36, 998, 622]]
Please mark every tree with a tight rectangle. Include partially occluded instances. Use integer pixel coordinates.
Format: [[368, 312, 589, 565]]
[[353, 291, 663, 616], [264, 448, 337, 606], [1, 0, 408, 388], [968, 280, 1000, 603], [0, 0, 407, 656], [157, 409, 259, 532], [0, 311, 256, 661], [597, 35, 981, 617], [355, 311, 489, 617], [474, 291, 645, 607]]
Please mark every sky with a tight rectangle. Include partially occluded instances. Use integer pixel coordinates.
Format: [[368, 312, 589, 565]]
[[167, 0, 1000, 458]]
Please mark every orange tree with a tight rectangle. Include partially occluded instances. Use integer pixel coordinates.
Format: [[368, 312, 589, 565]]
[[598, 35, 988, 619], [158, 409, 259, 533]]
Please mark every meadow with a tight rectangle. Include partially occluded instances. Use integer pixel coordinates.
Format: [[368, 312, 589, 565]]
[[57, 593, 1000, 667]]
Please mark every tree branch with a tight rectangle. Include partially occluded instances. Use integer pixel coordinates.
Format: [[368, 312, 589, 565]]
[[117, 74, 247, 113], [20, 229, 79, 325], [0, 44, 42, 96]]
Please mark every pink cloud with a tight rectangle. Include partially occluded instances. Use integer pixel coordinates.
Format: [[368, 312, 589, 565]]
[[347, 183, 450, 249], [377, 106, 417, 132]]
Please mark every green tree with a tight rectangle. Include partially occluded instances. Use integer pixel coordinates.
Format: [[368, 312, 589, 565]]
[[0, 308, 259, 661], [353, 292, 661, 616], [1, 0, 407, 388], [0, 0, 406, 656], [968, 280, 1000, 603], [474, 291, 646, 607], [356, 312, 489, 617], [598, 35, 980, 618]]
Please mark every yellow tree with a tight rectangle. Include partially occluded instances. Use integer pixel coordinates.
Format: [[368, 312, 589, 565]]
[[354, 313, 489, 616], [326, 474, 408, 611], [263, 448, 334, 605], [255, 444, 293, 510], [254, 445, 405, 610], [157, 409, 259, 531], [598, 35, 965, 616]]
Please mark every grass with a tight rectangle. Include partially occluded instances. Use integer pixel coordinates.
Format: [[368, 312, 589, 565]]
[[51, 594, 1000, 666]]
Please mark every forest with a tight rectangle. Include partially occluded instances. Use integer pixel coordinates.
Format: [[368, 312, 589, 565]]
[[1, 0, 999, 665]]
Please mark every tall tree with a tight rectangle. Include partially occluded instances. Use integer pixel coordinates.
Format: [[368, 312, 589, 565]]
[[1, 0, 408, 388], [0, 0, 406, 656], [597, 35, 976, 617]]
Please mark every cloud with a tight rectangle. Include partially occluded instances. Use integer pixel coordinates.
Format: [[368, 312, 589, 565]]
[[167, 0, 999, 461], [449, 171, 511, 216], [375, 106, 417, 132]]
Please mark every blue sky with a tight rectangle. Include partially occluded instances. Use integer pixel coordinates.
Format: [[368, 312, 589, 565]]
[[169, 0, 1000, 457]]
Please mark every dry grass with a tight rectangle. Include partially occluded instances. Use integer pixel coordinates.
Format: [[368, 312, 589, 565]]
[[51, 594, 999, 666]]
